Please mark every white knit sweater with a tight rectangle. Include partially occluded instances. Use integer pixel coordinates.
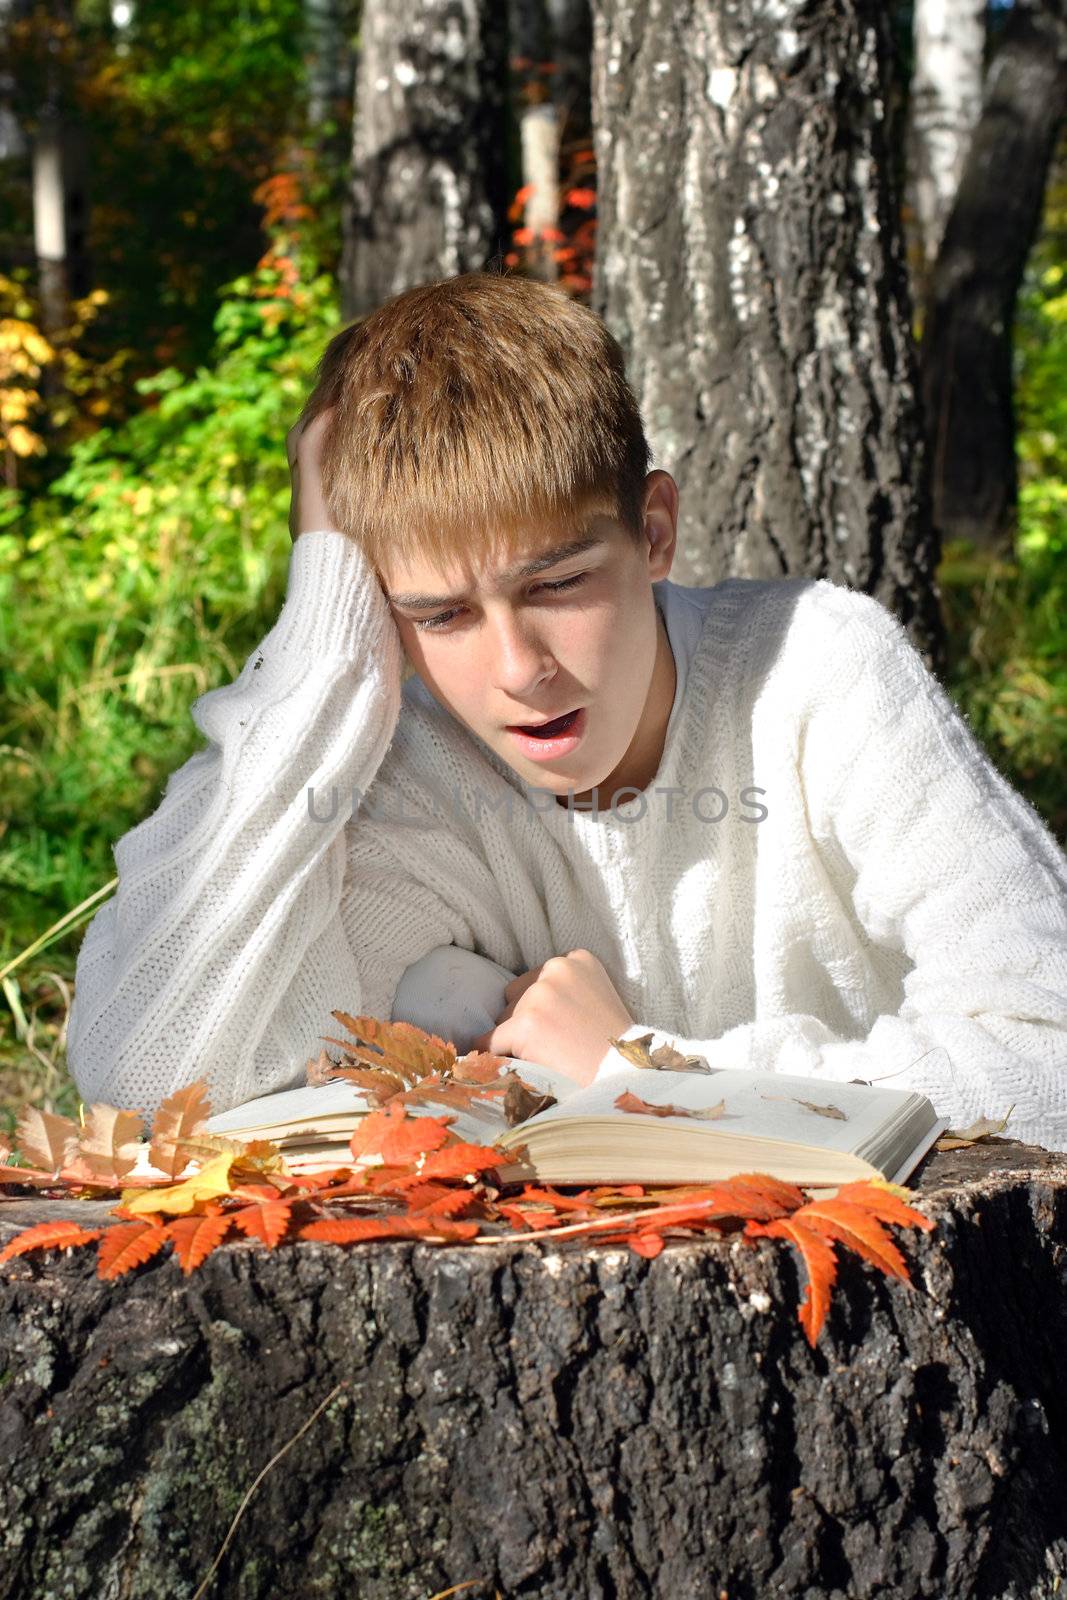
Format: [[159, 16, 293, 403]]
[[66, 529, 1067, 1151]]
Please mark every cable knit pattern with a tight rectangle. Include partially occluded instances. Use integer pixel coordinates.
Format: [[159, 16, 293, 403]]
[[66, 529, 1067, 1150]]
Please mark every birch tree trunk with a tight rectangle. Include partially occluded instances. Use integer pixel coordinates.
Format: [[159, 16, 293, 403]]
[[304, 0, 354, 136], [920, 0, 1067, 557], [590, 0, 945, 674], [905, 0, 986, 322], [340, 0, 511, 320], [545, 0, 592, 156], [511, 0, 561, 283]]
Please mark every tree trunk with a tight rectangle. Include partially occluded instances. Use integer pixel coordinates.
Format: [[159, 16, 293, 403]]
[[905, 0, 986, 323], [920, 0, 1067, 558], [304, 0, 354, 136], [511, 0, 561, 283], [1, 1139, 1066, 1598], [545, 0, 592, 156], [340, 0, 512, 321], [590, 0, 945, 675], [0, 0, 31, 166]]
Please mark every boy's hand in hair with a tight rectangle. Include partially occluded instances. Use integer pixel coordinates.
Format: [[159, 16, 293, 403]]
[[469, 948, 634, 1088], [286, 409, 339, 542]]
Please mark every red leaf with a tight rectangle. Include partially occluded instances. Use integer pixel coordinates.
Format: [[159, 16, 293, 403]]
[[299, 1214, 437, 1244], [625, 1231, 665, 1259], [349, 1103, 453, 1165], [0, 1220, 104, 1263], [418, 1142, 503, 1181], [795, 1198, 908, 1280], [747, 1216, 838, 1346], [164, 1208, 234, 1273], [229, 1196, 295, 1249], [96, 1220, 171, 1280]]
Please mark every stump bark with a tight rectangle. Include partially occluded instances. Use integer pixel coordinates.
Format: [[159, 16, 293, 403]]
[[2, 1139, 1066, 1600]]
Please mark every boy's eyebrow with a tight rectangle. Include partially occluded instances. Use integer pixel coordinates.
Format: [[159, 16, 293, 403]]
[[385, 534, 610, 611]]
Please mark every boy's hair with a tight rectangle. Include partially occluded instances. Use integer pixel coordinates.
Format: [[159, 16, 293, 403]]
[[298, 267, 653, 576]]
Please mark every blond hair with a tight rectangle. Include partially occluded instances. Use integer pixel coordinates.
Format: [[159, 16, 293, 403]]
[[298, 267, 653, 576]]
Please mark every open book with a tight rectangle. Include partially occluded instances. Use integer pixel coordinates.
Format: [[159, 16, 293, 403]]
[[166, 1057, 949, 1192]]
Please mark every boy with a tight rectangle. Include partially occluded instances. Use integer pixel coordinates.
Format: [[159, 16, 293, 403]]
[[66, 270, 1067, 1151]]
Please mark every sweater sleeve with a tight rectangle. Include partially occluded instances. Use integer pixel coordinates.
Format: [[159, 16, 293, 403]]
[[66, 529, 467, 1129], [596, 590, 1067, 1154]]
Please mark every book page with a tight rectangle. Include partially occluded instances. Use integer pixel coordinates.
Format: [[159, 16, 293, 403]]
[[499, 1064, 924, 1157], [202, 1057, 586, 1139]]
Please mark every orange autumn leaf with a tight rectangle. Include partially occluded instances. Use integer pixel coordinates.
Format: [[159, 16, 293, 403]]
[[746, 1215, 839, 1346], [795, 1198, 909, 1280], [405, 1186, 482, 1219], [827, 1179, 937, 1233], [417, 1141, 504, 1181], [96, 1220, 171, 1280], [349, 1102, 454, 1165], [299, 1213, 438, 1244], [147, 1078, 214, 1179], [625, 1231, 665, 1259], [229, 1195, 295, 1249], [0, 1219, 105, 1263], [164, 1207, 234, 1274]]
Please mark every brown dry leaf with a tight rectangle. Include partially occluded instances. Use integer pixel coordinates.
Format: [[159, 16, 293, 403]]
[[315, 1063, 407, 1103], [758, 1091, 849, 1121], [305, 1047, 339, 1085], [147, 1079, 213, 1179], [503, 1072, 557, 1127], [452, 1051, 513, 1084], [614, 1089, 728, 1120], [325, 1014, 458, 1085], [65, 1105, 146, 1183], [935, 1106, 1014, 1150], [13, 1106, 82, 1175], [605, 1032, 713, 1073]]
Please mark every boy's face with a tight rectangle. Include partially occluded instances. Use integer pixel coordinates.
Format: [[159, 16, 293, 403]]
[[379, 472, 680, 807]]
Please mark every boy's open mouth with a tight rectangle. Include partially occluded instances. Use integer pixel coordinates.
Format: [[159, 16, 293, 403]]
[[507, 708, 582, 738]]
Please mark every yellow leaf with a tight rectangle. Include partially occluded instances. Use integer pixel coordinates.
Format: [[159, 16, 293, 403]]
[[119, 1152, 236, 1216]]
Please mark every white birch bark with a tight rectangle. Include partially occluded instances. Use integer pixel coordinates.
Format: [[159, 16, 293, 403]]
[[907, 0, 986, 284]]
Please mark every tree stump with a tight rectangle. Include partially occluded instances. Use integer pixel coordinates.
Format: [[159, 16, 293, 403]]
[[2, 1139, 1066, 1600]]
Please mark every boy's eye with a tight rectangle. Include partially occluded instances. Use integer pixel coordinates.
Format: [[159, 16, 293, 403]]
[[410, 571, 589, 633]]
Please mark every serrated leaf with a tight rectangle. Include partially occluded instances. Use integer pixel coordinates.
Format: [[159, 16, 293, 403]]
[[746, 1215, 839, 1346], [827, 1180, 935, 1233], [325, 1014, 458, 1085], [795, 1196, 908, 1280], [96, 1220, 171, 1279], [299, 1213, 437, 1244], [164, 1207, 234, 1273], [13, 1106, 82, 1174], [229, 1195, 295, 1248], [0, 1220, 105, 1263], [147, 1079, 213, 1178], [418, 1141, 504, 1181], [69, 1104, 147, 1182], [349, 1102, 454, 1165]]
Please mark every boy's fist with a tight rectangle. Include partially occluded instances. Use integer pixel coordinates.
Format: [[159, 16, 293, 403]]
[[286, 409, 339, 542]]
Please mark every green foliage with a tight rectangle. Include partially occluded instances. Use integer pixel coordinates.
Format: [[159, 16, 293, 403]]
[[0, 238, 339, 1126], [936, 141, 1067, 845]]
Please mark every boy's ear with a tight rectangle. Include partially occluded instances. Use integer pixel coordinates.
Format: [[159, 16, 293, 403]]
[[642, 472, 679, 579]]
